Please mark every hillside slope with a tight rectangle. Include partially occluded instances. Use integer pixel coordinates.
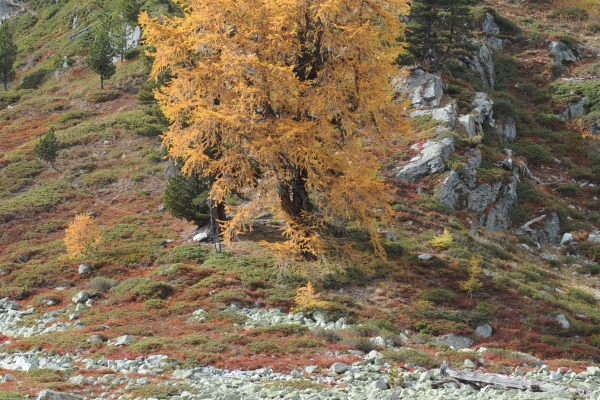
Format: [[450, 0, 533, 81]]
[[1, 0, 600, 399]]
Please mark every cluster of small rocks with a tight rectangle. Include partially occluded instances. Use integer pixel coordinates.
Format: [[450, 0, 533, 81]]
[[187, 305, 350, 331]]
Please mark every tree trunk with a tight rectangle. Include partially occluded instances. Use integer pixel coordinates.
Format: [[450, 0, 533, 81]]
[[2, 75, 7, 92], [207, 175, 226, 251], [100, 75, 104, 90], [278, 168, 315, 259]]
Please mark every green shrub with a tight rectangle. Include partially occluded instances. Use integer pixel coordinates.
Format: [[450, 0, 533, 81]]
[[128, 385, 179, 399], [19, 68, 50, 89], [568, 288, 597, 306], [144, 299, 166, 310], [132, 281, 174, 300], [165, 245, 210, 263], [0, 393, 27, 400], [87, 90, 121, 103], [418, 288, 456, 304], [554, 184, 578, 196], [89, 276, 116, 292], [78, 169, 118, 188], [382, 348, 437, 369], [588, 22, 600, 33], [2, 159, 45, 180]]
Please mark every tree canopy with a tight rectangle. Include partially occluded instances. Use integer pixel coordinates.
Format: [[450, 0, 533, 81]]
[[34, 127, 59, 170], [401, 0, 479, 71], [140, 0, 408, 260], [0, 22, 18, 91]]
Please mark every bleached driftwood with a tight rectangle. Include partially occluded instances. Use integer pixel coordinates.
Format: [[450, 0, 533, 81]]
[[438, 363, 590, 395], [69, 26, 91, 41], [518, 161, 543, 185], [495, 148, 513, 170], [515, 214, 547, 235]]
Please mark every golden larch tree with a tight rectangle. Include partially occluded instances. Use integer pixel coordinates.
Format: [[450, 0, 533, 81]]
[[140, 0, 408, 260], [64, 212, 102, 265]]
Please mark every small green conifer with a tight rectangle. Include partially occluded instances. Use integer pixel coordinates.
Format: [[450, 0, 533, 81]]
[[34, 127, 59, 170]]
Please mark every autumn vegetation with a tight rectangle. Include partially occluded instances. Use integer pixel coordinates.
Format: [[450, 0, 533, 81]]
[[140, 0, 409, 263]]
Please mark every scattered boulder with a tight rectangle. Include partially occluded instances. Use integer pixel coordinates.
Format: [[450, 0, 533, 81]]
[[330, 362, 349, 374], [0, 298, 19, 310], [411, 102, 457, 130], [475, 324, 493, 338], [87, 335, 108, 343], [590, 122, 600, 136], [561, 233, 574, 246], [436, 333, 474, 350], [395, 138, 454, 183], [554, 314, 570, 329], [370, 379, 389, 390], [589, 232, 600, 244], [110, 335, 136, 346], [418, 253, 432, 261], [78, 264, 89, 275], [37, 390, 83, 400], [459, 114, 477, 138], [541, 253, 558, 262], [464, 359, 477, 369], [72, 291, 89, 304], [549, 41, 580, 66]]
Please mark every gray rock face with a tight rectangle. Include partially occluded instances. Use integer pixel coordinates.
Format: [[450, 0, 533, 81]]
[[475, 324, 493, 338], [126, 25, 142, 50], [78, 264, 89, 275], [482, 13, 500, 35], [439, 172, 469, 211], [436, 333, 474, 350], [37, 390, 83, 400], [468, 183, 501, 212], [530, 213, 562, 246], [395, 138, 454, 183], [591, 122, 600, 136], [589, 233, 600, 244], [479, 175, 518, 232], [111, 335, 137, 346], [467, 43, 495, 87], [496, 117, 517, 141], [404, 69, 444, 108], [549, 41, 580, 66], [411, 102, 457, 130], [459, 114, 477, 138], [561, 97, 587, 122], [473, 92, 495, 128]]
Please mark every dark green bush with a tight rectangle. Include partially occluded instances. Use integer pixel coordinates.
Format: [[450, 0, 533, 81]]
[[132, 281, 174, 300], [19, 68, 50, 89], [87, 90, 121, 103], [419, 288, 456, 304]]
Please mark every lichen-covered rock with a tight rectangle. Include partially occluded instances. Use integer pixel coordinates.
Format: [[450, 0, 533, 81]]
[[439, 172, 469, 211], [530, 212, 562, 246], [395, 138, 454, 183], [436, 333, 474, 350], [411, 102, 457, 130], [473, 92, 495, 128], [479, 175, 518, 232]]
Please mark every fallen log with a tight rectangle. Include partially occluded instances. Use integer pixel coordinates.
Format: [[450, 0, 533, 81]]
[[439, 363, 590, 396]]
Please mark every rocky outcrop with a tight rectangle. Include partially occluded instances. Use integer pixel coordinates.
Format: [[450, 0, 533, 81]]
[[530, 213, 562, 246], [561, 97, 587, 122], [438, 149, 482, 210], [412, 102, 457, 130], [466, 42, 495, 87], [479, 175, 518, 233], [395, 138, 454, 183], [404, 69, 443, 108], [473, 92, 495, 128], [482, 13, 507, 51], [496, 117, 517, 141], [468, 182, 502, 212], [549, 41, 581, 67], [591, 122, 600, 136], [459, 114, 477, 138]]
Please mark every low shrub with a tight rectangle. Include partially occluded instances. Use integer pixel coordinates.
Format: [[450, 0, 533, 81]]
[[19, 68, 50, 89], [87, 90, 121, 103], [418, 288, 456, 303], [89, 276, 116, 292], [132, 281, 174, 300]]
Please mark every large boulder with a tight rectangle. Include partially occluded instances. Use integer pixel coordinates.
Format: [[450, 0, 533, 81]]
[[436, 333, 474, 350], [411, 102, 457, 130], [37, 390, 83, 400], [467, 43, 495, 87], [404, 69, 444, 108], [549, 41, 580, 66], [496, 117, 517, 141], [395, 138, 454, 183], [591, 122, 600, 136]]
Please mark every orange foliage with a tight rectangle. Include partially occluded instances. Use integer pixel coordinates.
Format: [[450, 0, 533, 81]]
[[140, 0, 409, 259], [64, 212, 102, 262]]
